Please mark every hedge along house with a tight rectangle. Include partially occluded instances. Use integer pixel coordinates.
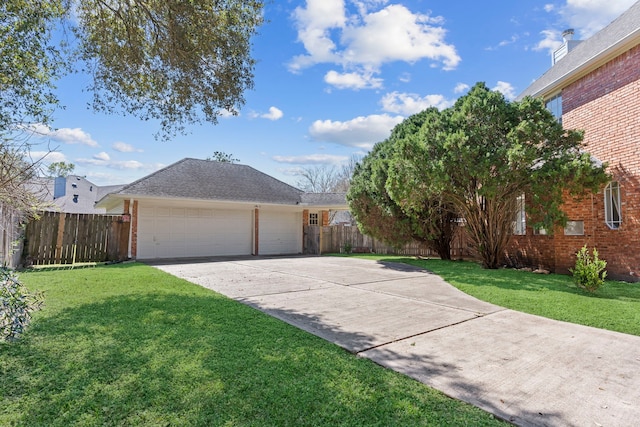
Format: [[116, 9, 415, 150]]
[[95, 158, 347, 260], [508, 1, 640, 281]]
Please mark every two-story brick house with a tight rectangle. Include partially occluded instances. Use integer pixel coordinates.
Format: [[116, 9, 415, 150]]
[[506, 1, 640, 281]]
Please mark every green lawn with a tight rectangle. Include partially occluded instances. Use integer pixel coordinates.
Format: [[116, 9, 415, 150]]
[[341, 254, 640, 337], [2, 263, 505, 426]]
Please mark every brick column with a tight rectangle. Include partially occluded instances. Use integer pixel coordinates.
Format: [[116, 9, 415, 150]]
[[321, 210, 329, 226], [302, 209, 309, 226]]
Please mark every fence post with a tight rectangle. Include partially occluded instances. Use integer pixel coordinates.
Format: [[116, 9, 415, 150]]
[[55, 213, 65, 264]]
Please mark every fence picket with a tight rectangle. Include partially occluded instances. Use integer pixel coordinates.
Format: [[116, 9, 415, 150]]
[[304, 224, 470, 258], [23, 212, 130, 266]]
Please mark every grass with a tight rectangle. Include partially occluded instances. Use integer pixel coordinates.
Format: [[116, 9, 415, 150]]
[[2, 263, 505, 426], [340, 254, 640, 337]]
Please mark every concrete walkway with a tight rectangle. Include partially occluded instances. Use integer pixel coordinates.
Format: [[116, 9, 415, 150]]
[[152, 256, 640, 427]]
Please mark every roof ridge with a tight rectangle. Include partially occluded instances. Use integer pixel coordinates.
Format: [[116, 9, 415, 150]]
[[115, 157, 190, 194]]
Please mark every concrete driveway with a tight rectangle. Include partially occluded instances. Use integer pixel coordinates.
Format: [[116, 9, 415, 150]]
[[152, 256, 640, 427]]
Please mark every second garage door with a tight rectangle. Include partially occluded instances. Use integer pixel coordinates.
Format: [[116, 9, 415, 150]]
[[259, 210, 302, 255]]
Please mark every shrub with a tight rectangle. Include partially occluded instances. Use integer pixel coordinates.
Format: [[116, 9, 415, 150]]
[[570, 246, 607, 293], [0, 268, 44, 341]]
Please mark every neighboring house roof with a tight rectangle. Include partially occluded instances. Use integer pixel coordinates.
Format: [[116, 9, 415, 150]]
[[517, 1, 640, 100], [29, 175, 125, 214], [98, 158, 349, 208]]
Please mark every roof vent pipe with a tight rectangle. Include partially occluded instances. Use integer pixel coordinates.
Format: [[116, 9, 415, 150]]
[[562, 29, 575, 42]]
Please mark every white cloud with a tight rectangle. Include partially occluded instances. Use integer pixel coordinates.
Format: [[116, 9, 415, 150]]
[[380, 91, 453, 115], [218, 108, 237, 118], [492, 81, 517, 101], [454, 83, 470, 94], [289, 0, 460, 83], [272, 154, 349, 164], [398, 73, 411, 83], [112, 142, 142, 153], [262, 106, 284, 120], [75, 157, 145, 170], [341, 5, 460, 69], [324, 70, 383, 90], [94, 151, 110, 161], [486, 34, 519, 51], [289, 0, 346, 72], [25, 124, 99, 147], [560, 0, 637, 38], [28, 151, 67, 164], [309, 114, 404, 149], [251, 106, 284, 120], [534, 29, 562, 55]]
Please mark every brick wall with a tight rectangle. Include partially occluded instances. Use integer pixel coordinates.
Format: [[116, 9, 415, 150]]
[[561, 51, 640, 281], [505, 43, 640, 281], [563, 44, 640, 114]]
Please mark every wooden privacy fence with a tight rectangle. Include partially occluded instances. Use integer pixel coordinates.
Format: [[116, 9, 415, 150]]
[[304, 224, 471, 258], [23, 212, 130, 266]]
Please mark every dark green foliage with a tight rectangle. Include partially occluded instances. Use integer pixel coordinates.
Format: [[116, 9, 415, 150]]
[[347, 111, 458, 260], [384, 83, 609, 268]]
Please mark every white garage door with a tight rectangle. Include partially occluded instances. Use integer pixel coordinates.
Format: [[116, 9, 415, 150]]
[[259, 211, 301, 255], [137, 205, 252, 259]]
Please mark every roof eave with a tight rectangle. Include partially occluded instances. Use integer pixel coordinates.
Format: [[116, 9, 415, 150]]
[[524, 29, 640, 100]]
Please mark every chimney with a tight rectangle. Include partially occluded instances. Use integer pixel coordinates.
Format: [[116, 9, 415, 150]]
[[53, 176, 66, 199], [562, 29, 574, 42], [553, 29, 582, 65]]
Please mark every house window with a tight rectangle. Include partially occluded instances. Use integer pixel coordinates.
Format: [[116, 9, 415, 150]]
[[72, 194, 79, 203], [309, 213, 319, 226], [512, 194, 526, 235], [604, 181, 621, 229], [533, 228, 548, 236], [564, 220, 584, 236], [545, 93, 562, 124]]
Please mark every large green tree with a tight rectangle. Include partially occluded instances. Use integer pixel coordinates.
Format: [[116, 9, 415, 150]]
[[347, 111, 458, 259], [2, 0, 263, 136], [1, 0, 68, 129], [74, 0, 264, 138], [386, 83, 609, 269], [1, 0, 264, 218]]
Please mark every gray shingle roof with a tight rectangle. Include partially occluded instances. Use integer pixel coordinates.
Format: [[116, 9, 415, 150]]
[[300, 193, 348, 206], [113, 158, 304, 204], [517, 1, 640, 100]]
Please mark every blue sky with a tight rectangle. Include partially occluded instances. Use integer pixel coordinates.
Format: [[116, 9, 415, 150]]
[[27, 0, 637, 186]]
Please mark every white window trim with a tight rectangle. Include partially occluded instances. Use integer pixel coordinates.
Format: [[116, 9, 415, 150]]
[[309, 212, 319, 226], [604, 181, 622, 229], [512, 194, 526, 235]]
